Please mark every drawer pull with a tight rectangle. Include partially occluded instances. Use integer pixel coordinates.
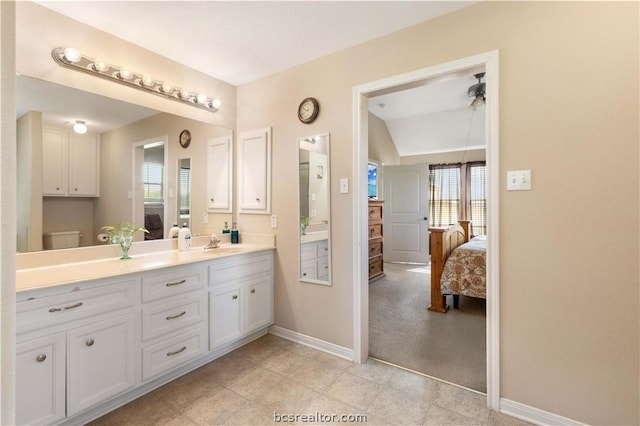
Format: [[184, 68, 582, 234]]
[[36, 354, 47, 363], [165, 279, 186, 287], [49, 301, 83, 313], [86, 339, 95, 347], [166, 311, 187, 320], [232, 294, 238, 300], [167, 346, 187, 356], [250, 288, 256, 294]]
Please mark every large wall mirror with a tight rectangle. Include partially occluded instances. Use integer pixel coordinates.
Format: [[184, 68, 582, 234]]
[[298, 133, 331, 285], [16, 75, 233, 252]]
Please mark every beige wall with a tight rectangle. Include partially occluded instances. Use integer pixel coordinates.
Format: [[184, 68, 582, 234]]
[[237, 2, 639, 424], [16, 112, 43, 252], [368, 112, 400, 165], [96, 113, 232, 243]]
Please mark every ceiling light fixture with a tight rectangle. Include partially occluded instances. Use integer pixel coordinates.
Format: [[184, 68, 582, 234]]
[[467, 72, 486, 111], [52, 47, 221, 112], [73, 120, 87, 134]]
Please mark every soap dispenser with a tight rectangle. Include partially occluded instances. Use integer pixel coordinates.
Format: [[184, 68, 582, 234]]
[[231, 222, 239, 244], [178, 223, 191, 251], [222, 221, 230, 234], [168, 222, 180, 239]]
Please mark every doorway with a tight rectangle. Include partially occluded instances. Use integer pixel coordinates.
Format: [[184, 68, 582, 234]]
[[132, 138, 169, 241], [353, 51, 500, 409]]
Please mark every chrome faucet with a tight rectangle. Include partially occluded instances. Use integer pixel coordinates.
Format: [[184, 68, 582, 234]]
[[204, 234, 221, 249]]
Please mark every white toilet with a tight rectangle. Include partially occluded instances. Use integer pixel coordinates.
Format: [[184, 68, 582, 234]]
[[43, 231, 81, 250]]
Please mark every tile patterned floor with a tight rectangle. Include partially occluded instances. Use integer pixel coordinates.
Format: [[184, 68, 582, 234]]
[[90, 334, 531, 426]]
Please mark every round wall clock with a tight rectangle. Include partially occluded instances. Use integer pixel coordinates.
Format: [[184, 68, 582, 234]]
[[179, 129, 191, 148], [298, 97, 319, 124]]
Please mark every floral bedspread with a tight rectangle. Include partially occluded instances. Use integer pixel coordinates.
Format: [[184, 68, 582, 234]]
[[440, 235, 486, 299]]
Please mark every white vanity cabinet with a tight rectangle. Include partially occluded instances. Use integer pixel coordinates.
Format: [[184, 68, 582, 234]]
[[300, 239, 329, 281], [66, 314, 136, 415], [16, 332, 66, 425], [237, 127, 271, 214], [140, 265, 208, 381], [42, 126, 100, 197], [209, 251, 274, 352], [16, 278, 136, 425], [207, 135, 233, 212], [16, 247, 275, 425]]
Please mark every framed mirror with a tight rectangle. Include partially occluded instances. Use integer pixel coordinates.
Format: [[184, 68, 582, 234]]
[[298, 133, 331, 285]]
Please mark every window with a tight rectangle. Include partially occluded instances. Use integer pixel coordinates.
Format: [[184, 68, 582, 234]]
[[179, 165, 191, 217], [368, 162, 378, 198], [429, 161, 486, 236], [143, 162, 163, 202]]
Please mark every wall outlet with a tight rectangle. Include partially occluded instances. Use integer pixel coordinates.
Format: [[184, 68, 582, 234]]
[[340, 177, 349, 194]]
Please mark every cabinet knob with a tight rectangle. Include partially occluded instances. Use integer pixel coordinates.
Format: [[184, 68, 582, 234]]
[[56, 187, 60, 191], [256, 197, 261, 202], [232, 294, 238, 300], [166, 346, 187, 357], [49, 301, 83, 312], [302, 272, 307, 277], [166, 311, 187, 321], [74, 188, 78, 191], [86, 339, 95, 347], [251, 288, 256, 294], [166, 279, 186, 287], [36, 354, 47, 363], [210, 198, 214, 202]]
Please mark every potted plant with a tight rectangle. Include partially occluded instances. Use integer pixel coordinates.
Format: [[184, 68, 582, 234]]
[[101, 223, 149, 259]]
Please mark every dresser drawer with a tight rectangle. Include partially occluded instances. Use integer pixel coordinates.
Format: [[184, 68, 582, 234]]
[[368, 205, 382, 221], [368, 224, 382, 239], [17, 280, 136, 334], [369, 256, 384, 278], [142, 327, 207, 381], [369, 240, 382, 258], [141, 266, 206, 303], [209, 252, 273, 285], [142, 294, 207, 341]]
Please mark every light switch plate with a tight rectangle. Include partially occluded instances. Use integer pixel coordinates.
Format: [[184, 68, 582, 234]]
[[507, 170, 532, 191], [340, 178, 349, 194], [270, 215, 277, 228]]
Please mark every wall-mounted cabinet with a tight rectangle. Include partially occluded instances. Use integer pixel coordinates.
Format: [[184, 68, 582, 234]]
[[42, 127, 100, 197], [237, 127, 271, 214], [206, 135, 233, 212]]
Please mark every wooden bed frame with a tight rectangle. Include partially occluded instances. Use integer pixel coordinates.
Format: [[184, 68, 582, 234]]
[[427, 220, 470, 313]]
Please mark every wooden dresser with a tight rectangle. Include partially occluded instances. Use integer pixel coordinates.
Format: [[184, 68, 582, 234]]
[[368, 200, 384, 281]]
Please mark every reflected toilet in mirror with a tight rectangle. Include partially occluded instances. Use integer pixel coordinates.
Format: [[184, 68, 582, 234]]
[[298, 133, 331, 285]]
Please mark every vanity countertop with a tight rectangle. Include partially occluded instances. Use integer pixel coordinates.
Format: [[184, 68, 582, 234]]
[[16, 243, 274, 293]]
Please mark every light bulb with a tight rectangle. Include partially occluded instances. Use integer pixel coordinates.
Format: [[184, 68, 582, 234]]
[[140, 76, 154, 87], [118, 69, 133, 80], [161, 82, 173, 93], [179, 89, 191, 100], [211, 98, 222, 109], [196, 93, 208, 104], [63, 47, 81, 63], [73, 121, 87, 135], [92, 60, 108, 72]]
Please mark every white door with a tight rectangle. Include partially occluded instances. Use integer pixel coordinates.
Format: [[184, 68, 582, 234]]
[[382, 164, 429, 263]]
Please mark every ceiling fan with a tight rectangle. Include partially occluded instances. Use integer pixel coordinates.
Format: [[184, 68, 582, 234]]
[[467, 72, 486, 111]]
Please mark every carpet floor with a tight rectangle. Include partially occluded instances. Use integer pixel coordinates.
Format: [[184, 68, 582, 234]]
[[369, 262, 487, 392]]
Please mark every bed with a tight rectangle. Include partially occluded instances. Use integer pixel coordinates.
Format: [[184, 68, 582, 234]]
[[427, 220, 486, 313]]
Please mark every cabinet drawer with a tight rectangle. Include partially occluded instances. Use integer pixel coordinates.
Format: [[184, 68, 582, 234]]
[[142, 294, 207, 341], [300, 259, 318, 280], [142, 327, 207, 381], [369, 257, 384, 278], [209, 252, 273, 285], [318, 258, 329, 280], [368, 205, 382, 221], [368, 224, 382, 239], [300, 243, 317, 262], [317, 240, 329, 259], [369, 240, 382, 258], [142, 266, 206, 303], [17, 280, 135, 334]]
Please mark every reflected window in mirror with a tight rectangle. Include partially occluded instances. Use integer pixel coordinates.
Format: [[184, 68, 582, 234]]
[[178, 158, 191, 229], [298, 133, 331, 285], [368, 161, 379, 199]]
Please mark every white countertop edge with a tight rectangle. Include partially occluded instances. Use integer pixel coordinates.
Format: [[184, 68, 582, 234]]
[[16, 241, 275, 294]]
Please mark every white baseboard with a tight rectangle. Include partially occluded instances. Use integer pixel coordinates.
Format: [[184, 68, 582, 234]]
[[269, 325, 354, 362], [501, 398, 587, 426]]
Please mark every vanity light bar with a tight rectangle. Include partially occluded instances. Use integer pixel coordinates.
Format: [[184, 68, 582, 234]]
[[51, 47, 221, 112]]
